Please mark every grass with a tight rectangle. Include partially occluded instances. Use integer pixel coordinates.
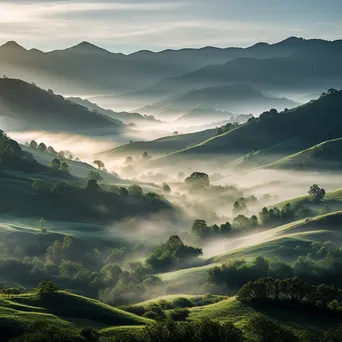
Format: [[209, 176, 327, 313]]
[[188, 297, 340, 339], [131, 294, 227, 310], [98, 128, 217, 158], [156, 211, 342, 288], [266, 137, 342, 171], [1, 291, 151, 328]]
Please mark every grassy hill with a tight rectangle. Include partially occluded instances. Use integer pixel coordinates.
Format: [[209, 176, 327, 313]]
[[266, 137, 342, 171], [0, 290, 150, 341], [152, 89, 342, 167], [188, 296, 340, 339], [98, 128, 217, 158], [139, 84, 298, 116], [0, 78, 124, 135], [21, 145, 123, 183], [153, 210, 342, 292]]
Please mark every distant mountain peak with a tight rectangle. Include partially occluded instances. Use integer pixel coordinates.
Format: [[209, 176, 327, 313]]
[[68, 41, 110, 54], [0, 41, 26, 51]]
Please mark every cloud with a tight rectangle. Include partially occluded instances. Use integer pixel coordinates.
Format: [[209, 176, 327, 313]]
[[0, 0, 341, 52]]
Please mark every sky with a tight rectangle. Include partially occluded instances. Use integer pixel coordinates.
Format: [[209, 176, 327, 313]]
[[0, 0, 341, 53]]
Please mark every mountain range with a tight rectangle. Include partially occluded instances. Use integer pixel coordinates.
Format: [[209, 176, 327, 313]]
[[1, 37, 341, 100]]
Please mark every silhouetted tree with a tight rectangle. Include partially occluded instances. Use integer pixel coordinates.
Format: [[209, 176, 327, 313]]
[[185, 172, 210, 189], [308, 184, 326, 202], [94, 160, 105, 170]]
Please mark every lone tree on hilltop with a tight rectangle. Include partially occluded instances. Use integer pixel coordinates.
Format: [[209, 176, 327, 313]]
[[308, 184, 326, 202], [94, 160, 105, 170]]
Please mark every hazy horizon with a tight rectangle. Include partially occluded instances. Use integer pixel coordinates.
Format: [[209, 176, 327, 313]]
[[1, 0, 341, 53]]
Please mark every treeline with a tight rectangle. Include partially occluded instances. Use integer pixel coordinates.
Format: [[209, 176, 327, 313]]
[[0, 129, 49, 173], [190, 201, 313, 240], [208, 241, 342, 293], [0, 233, 159, 306], [237, 277, 342, 316], [31, 178, 173, 222]]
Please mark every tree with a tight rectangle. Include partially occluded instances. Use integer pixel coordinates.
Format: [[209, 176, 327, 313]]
[[308, 184, 326, 202], [142, 152, 151, 161], [50, 158, 61, 170], [87, 171, 103, 182], [191, 219, 209, 238], [36, 281, 57, 295], [129, 184, 143, 196], [86, 179, 100, 192], [162, 182, 171, 193], [173, 131, 179, 136], [47, 146, 57, 156], [38, 142, 48, 153], [185, 172, 210, 189], [94, 160, 105, 170], [60, 162, 70, 172], [57, 151, 65, 159], [39, 218, 47, 234], [29, 140, 38, 149], [119, 187, 129, 196]]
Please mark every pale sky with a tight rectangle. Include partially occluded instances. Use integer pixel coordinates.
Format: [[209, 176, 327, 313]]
[[1, 0, 341, 53]]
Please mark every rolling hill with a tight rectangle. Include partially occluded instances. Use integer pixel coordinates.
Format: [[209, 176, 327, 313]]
[[151, 89, 342, 167], [139, 84, 299, 117], [68, 97, 162, 125], [97, 128, 217, 158], [0, 78, 124, 135], [1, 37, 341, 98], [266, 137, 342, 171], [134, 39, 342, 100]]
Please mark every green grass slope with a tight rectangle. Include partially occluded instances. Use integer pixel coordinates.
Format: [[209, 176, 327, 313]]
[[98, 128, 217, 158], [157, 211, 342, 289], [152, 90, 342, 166], [0, 290, 151, 341], [3, 291, 150, 327], [188, 297, 340, 338], [266, 137, 342, 170]]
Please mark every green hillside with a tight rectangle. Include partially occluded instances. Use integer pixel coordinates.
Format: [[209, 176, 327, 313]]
[[98, 128, 217, 158], [188, 297, 340, 339], [0, 78, 124, 134], [266, 137, 342, 170], [0, 290, 150, 341], [152, 89, 342, 167]]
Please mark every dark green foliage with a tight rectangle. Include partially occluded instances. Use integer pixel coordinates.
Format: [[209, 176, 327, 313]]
[[247, 316, 298, 342], [0, 130, 48, 173], [50, 159, 61, 170], [36, 281, 58, 295], [185, 172, 210, 188], [237, 276, 342, 318], [309, 184, 326, 202], [60, 162, 70, 173], [128, 184, 143, 196], [146, 236, 202, 272], [142, 319, 243, 342], [86, 179, 100, 192], [87, 171, 103, 182], [167, 308, 189, 321]]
